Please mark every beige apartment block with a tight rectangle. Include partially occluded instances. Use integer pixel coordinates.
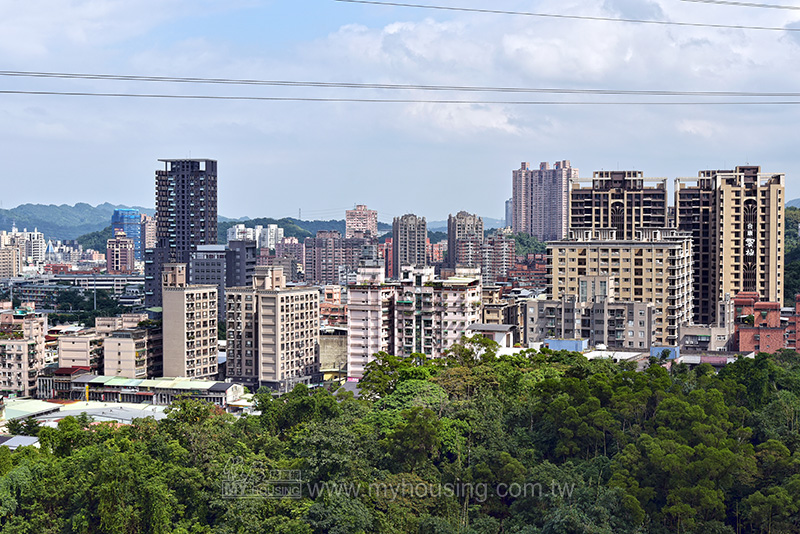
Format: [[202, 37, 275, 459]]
[[570, 171, 669, 240], [226, 266, 320, 391], [162, 263, 218, 380], [0, 247, 20, 278], [96, 313, 149, 334], [0, 305, 47, 397], [676, 166, 784, 324], [103, 328, 163, 379], [547, 228, 693, 346], [58, 331, 105, 370]]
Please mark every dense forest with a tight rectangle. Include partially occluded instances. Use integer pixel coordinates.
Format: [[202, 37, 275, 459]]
[[3, 337, 800, 533]]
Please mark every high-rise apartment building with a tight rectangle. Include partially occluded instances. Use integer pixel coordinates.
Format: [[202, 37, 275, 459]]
[[103, 324, 163, 379], [676, 166, 785, 324], [190, 245, 228, 320], [346, 205, 379, 238], [304, 231, 345, 285], [140, 214, 156, 250], [275, 237, 305, 263], [547, 228, 693, 346], [505, 198, 513, 229], [480, 232, 516, 285], [304, 231, 374, 285], [512, 161, 577, 241], [225, 267, 320, 391], [448, 212, 484, 268], [162, 263, 218, 379], [347, 263, 395, 379], [106, 230, 135, 274], [0, 247, 19, 278], [569, 170, 669, 240], [263, 224, 285, 251], [145, 159, 218, 307], [112, 209, 143, 260], [392, 214, 427, 277], [227, 224, 263, 245]]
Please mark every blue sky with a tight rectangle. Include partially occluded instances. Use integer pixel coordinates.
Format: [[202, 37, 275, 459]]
[[2, 0, 800, 223]]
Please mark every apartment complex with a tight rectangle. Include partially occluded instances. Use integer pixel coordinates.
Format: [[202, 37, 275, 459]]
[[570, 171, 669, 240], [189, 240, 257, 320], [547, 228, 693, 346], [347, 263, 395, 379], [676, 166, 785, 324], [225, 267, 320, 391], [448, 211, 484, 267], [0, 304, 47, 397], [162, 264, 218, 379], [145, 159, 218, 307], [392, 214, 427, 277], [525, 276, 657, 350], [346, 204, 379, 238], [106, 230, 135, 274], [512, 161, 577, 241]]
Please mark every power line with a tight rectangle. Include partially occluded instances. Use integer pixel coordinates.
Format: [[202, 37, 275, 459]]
[[4, 89, 800, 105], [3, 70, 800, 98], [334, 0, 800, 31], [681, 0, 800, 10]]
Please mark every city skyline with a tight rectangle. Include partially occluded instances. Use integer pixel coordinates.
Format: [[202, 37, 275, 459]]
[[1, 1, 800, 219]]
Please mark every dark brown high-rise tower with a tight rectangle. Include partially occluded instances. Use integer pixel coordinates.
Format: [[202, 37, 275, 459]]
[[145, 159, 218, 307]]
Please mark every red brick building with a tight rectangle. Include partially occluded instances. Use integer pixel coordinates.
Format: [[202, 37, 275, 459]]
[[734, 292, 787, 353]]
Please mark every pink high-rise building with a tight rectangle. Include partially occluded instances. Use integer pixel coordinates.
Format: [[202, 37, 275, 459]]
[[346, 204, 378, 238], [512, 160, 577, 241]]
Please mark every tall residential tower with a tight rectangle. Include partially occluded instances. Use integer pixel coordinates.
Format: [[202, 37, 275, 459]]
[[512, 161, 577, 241], [145, 159, 218, 307]]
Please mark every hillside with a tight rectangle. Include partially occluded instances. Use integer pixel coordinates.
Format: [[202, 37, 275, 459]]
[[0, 203, 155, 241]]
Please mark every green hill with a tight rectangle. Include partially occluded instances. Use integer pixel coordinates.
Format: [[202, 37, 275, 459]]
[[0, 203, 155, 241]]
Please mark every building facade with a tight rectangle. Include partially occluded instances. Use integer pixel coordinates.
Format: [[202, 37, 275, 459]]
[[392, 214, 427, 278], [676, 166, 785, 324], [448, 211, 484, 268], [346, 205, 379, 238], [145, 159, 218, 307], [547, 228, 693, 346], [111, 209, 143, 260], [225, 267, 320, 391], [347, 264, 395, 379], [570, 170, 669, 240], [0, 305, 47, 397], [162, 263, 218, 379], [512, 161, 577, 241], [106, 230, 136, 274]]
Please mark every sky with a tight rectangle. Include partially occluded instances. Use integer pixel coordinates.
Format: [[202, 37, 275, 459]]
[[1, 0, 800, 223]]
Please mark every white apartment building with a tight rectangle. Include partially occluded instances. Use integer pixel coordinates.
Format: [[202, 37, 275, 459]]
[[347, 264, 395, 378], [347, 265, 482, 378]]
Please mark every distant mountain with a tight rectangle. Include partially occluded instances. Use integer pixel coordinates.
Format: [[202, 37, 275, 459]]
[[0, 203, 156, 241], [787, 199, 800, 209], [427, 216, 506, 231]]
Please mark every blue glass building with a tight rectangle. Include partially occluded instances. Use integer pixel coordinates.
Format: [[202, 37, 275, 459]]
[[111, 209, 142, 260]]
